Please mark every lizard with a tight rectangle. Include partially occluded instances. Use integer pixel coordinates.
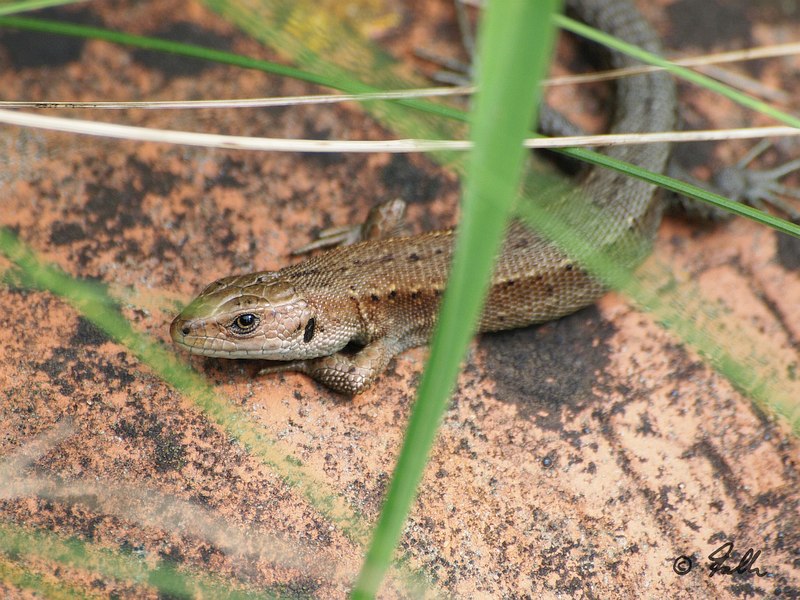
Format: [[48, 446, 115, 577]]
[[170, 0, 677, 395]]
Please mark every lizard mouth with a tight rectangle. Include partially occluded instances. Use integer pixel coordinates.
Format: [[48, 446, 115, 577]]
[[170, 316, 273, 359]]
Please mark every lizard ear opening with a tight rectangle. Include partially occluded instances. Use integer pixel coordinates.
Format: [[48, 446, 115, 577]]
[[303, 317, 316, 343]]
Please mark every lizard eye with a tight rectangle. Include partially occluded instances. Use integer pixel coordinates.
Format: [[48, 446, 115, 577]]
[[230, 313, 259, 334]]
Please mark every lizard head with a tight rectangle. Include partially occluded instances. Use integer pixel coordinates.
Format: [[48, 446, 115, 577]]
[[170, 271, 351, 360]]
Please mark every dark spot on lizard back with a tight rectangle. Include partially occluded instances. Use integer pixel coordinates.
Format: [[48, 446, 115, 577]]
[[408, 252, 420, 262], [388, 290, 397, 299], [304, 318, 316, 343], [291, 269, 317, 278], [370, 294, 380, 302]]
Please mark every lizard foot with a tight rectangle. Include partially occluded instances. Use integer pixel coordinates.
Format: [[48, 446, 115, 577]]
[[711, 140, 800, 222], [258, 338, 397, 395], [413, 0, 476, 86], [668, 140, 800, 222], [292, 198, 408, 255]]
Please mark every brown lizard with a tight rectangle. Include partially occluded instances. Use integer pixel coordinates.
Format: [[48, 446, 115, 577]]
[[170, 0, 677, 394]]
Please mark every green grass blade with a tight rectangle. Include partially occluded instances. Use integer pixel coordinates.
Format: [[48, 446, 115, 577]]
[[3, 13, 800, 139], [1, 14, 798, 237], [0, 15, 338, 86], [512, 192, 800, 431], [350, 1, 562, 597], [0, 520, 277, 598], [559, 146, 800, 238], [0, 228, 375, 539], [0, 15, 466, 122], [0, 555, 90, 599], [2, 3, 799, 596], [556, 14, 800, 129], [0, 0, 84, 17], [0, 229, 436, 593]]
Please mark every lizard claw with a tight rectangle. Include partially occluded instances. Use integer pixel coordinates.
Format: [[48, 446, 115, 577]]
[[414, 48, 473, 86], [291, 224, 363, 255], [257, 360, 308, 376]]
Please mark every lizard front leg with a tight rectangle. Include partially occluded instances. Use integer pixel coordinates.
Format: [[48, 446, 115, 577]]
[[258, 336, 401, 395], [291, 198, 408, 254]]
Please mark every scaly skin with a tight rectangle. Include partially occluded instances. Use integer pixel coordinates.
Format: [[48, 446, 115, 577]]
[[171, 0, 677, 394]]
